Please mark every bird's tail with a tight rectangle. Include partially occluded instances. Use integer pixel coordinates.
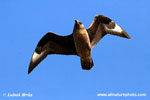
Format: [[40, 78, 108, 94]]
[[81, 57, 94, 70]]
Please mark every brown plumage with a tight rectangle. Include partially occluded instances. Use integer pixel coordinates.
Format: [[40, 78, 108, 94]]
[[73, 20, 93, 70], [87, 15, 130, 47], [28, 33, 77, 74], [28, 15, 131, 74]]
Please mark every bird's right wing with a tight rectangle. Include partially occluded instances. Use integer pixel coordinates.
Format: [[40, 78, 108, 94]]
[[87, 15, 131, 48], [28, 32, 77, 74]]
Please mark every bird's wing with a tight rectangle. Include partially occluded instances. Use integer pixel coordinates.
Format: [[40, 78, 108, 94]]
[[87, 15, 131, 48], [28, 32, 77, 74]]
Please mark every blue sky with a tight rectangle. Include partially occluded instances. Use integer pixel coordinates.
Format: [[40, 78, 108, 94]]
[[0, 0, 150, 100]]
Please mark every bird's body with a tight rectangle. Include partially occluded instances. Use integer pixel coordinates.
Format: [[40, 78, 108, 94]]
[[28, 15, 131, 74], [73, 20, 93, 70]]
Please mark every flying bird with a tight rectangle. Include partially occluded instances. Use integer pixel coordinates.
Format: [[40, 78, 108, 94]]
[[28, 15, 130, 74]]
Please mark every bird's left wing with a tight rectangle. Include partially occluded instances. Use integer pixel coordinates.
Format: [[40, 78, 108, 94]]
[[87, 15, 131, 48]]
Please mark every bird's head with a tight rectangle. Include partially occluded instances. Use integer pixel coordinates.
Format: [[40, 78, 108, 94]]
[[74, 19, 84, 29]]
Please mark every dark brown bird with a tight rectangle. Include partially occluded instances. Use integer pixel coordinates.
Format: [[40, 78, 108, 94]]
[[28, 15, 131, 74]]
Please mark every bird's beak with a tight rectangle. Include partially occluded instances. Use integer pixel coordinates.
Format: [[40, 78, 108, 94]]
[[75, 19, 78, 23]]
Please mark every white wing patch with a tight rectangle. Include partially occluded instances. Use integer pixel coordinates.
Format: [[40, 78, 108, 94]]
[[104, 23, 123, 33], [32, 52, 44, 62], [113, 23, 122, 33]]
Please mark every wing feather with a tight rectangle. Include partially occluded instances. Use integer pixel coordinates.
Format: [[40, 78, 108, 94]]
[[87, 15, 131, 48], [28, 32, 77, 74]]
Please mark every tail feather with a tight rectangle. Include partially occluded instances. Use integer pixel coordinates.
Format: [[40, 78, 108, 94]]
[[81, 57, 94, 70]]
